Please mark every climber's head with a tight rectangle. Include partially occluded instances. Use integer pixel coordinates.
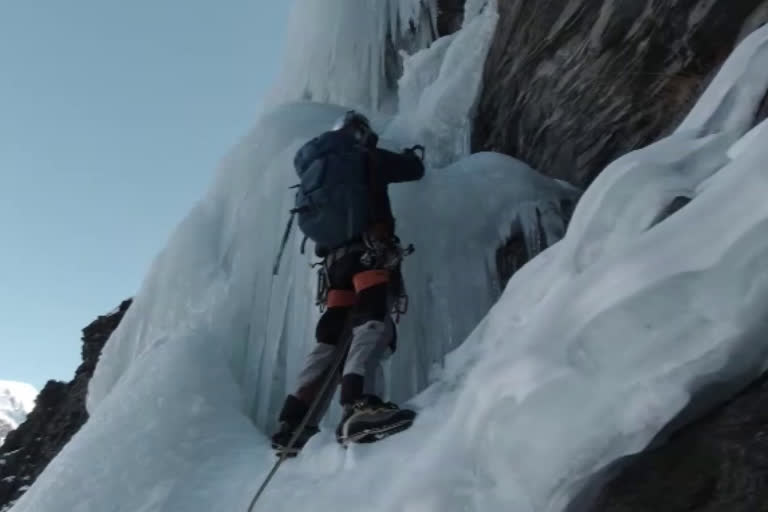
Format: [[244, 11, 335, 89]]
[[332, 110, 376, 147]]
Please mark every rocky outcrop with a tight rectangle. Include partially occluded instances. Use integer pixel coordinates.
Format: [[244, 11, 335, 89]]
[[0, 300, 131, 511], [472, 0, 768, 187], [587, 371, 768, 512]]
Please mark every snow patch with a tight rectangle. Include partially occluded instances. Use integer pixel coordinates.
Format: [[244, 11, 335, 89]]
[[0, 382, 37, 416], [0, 381, 37, 446]]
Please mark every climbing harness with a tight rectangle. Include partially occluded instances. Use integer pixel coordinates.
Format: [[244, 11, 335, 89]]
[[360, 233, 414, 270], [360, 235, 414, 322], [312, 236, 414, 320]]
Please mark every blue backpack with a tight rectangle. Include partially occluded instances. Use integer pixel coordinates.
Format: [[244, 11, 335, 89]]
[[292, 130, 372, 249], [272, 131, 372, 276]]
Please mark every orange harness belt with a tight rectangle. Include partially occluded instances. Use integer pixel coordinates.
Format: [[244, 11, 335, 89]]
[[326, 290, 357, 308], [325, 270, 391, 308], [353, 269, 390, 292]]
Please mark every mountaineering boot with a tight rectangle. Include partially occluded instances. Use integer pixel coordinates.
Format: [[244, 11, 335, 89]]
[[271, 394, 319, 457], [271, 422, 320, 457], [335, 395, 417, 445]]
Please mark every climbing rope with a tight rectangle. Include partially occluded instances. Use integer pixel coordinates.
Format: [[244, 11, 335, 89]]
[[246, 320, 355, 511]]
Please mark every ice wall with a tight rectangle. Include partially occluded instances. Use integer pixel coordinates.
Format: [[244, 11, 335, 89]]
[[385, 0, 499, 166], [7, 109, 578, 512], [89, 0, 508, 430]]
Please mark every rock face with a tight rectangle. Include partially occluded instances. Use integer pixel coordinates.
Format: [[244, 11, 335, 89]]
[[589, 372, 768, 512], [0, 300, 131, 511], [472, 0, 768, 187]]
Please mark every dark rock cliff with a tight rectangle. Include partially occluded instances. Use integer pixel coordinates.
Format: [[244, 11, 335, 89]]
[[472, 0, 768, 187], [0, 299, 131, 511], [589, 372, 768, 512]]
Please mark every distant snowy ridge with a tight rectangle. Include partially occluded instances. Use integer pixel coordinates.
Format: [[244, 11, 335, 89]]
[[0, 381, 37, 446]]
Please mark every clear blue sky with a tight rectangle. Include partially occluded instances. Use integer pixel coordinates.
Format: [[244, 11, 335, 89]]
[[0, 1, 293, 390]]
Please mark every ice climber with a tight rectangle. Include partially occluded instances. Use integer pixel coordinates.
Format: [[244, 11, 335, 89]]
[[271, 111, 425, 455]]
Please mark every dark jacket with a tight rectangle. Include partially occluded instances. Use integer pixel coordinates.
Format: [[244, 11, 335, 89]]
[[366, 146, 425, 234]]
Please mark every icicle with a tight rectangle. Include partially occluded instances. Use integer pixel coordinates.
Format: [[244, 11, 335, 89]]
[[269, 0, 437, 112]]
